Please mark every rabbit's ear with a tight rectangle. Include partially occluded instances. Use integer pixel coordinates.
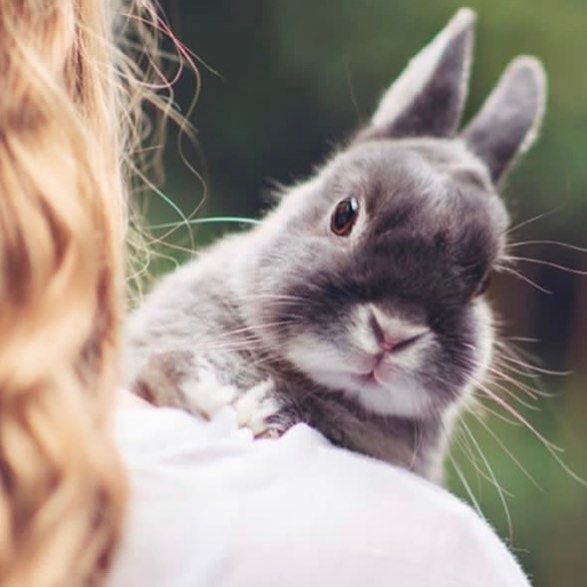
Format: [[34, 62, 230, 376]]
[[462, 57, 546, 184], [369, 8, 476, 139]]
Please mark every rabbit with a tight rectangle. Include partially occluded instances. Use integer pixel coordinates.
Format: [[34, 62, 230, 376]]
[[125, 8, 546, 482]]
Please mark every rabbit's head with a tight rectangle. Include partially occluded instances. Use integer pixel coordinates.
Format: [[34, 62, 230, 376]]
[[240, 9, 546, 418]]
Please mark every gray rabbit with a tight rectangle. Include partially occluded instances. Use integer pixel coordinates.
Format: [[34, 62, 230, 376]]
[[125, 9, 546, 482]]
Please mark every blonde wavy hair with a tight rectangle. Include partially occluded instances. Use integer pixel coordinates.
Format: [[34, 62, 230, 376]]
[[0, 0, 185, 584]]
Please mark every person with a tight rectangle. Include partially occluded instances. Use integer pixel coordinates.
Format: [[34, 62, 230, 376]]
[[110, 394, 531, 586], [0, 1, 532, 585]]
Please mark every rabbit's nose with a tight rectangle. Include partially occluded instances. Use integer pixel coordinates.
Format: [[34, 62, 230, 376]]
[[369, 308, 428, 353]]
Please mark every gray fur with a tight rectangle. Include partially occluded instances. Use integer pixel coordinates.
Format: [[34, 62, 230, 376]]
[[369, 7, 476, 139], [462, 56, 546, 183], [125, 10, 546, 482]]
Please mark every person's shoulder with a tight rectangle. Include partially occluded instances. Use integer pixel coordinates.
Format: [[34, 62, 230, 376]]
[[112, 407, 530, 586], [231, 425, 531, 586]]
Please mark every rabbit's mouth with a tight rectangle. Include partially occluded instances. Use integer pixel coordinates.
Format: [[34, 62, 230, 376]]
[[351, 352, 392, 386], [340, 365, 436, 418], [352, 361, 391, 388], [285, 340, 436, 417]]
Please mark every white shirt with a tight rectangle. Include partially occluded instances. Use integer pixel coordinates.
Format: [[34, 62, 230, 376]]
[[109, 405, 531, 586]]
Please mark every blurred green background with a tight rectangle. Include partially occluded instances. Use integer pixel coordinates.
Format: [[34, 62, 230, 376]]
[[147, 1, 587, 584]]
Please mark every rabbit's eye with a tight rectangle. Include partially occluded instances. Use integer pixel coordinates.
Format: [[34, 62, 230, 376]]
[[475, 272, 492, 297], [331, 197, 359, 237]]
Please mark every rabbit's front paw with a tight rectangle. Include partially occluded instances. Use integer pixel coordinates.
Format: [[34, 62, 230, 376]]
[[234, 379, 288, 438]]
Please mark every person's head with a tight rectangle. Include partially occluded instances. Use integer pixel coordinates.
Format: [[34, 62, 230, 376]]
[[0, 1, 173, 583]]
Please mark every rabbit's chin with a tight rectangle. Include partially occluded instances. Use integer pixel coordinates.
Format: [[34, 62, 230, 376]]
[[329, 368, 439, 419], [341, 369, 440, 418], [285, 340, 440, 419]]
